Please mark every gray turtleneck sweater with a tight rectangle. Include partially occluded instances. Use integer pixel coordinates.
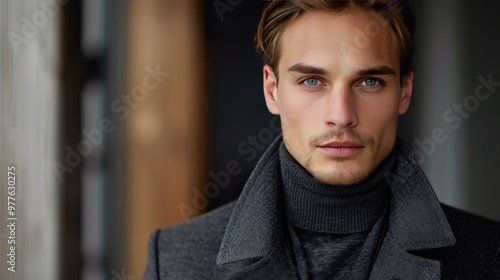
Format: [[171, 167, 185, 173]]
[[279, 142, 398, 279]]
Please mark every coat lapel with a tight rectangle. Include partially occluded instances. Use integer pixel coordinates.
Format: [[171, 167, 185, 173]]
[[370, 140, 456, 280], [211, 136, 299, 279]]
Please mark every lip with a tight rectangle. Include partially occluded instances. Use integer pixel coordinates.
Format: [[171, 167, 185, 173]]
[[318, 141, 364, 158]]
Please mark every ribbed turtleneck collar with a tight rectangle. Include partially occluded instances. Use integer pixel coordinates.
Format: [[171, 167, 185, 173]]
[[280, 141, 399, 234]]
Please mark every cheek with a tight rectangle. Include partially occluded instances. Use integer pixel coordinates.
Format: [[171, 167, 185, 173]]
[[280, 105, 307, 140], [279, 92, 318, 146], [278, 88, 314, 121], [358, 93, 400, 133]]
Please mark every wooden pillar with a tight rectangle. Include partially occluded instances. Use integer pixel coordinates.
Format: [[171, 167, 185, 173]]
[[125, 0, 207, 276]]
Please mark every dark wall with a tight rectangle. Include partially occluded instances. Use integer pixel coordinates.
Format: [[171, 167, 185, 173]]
[[462, 1, 500, 219], [203, 1, 271, 209]]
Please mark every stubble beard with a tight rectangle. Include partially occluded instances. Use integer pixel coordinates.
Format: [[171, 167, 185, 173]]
[[291, 128, 377, 186], [305, 155, 376, 186]]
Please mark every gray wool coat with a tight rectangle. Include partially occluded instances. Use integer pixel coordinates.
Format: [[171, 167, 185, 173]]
[[144, 136, 500, 279]]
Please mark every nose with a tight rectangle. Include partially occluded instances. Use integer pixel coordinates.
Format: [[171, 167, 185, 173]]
[[324, 86, 359, 128]]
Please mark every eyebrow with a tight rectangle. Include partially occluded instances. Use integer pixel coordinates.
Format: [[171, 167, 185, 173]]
[[356, 66, 396, 76], [287, 63, 328, 76], [287, 63, 396, 77]]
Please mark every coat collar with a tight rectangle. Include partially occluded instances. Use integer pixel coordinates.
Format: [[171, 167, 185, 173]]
[[369, 139, 456, 279], [214, 136, 456, 279], [216, 135, 285, 265]]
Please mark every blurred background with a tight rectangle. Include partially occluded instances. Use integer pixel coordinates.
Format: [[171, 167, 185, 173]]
[[1, 0, 499, 279]]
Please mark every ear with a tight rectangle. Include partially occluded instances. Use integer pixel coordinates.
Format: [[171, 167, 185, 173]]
[[398, 70, 414, 115], [263, 65, 280, 115]]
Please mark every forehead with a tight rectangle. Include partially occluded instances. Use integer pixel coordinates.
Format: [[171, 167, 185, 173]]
[[279, 8, 400, 75]]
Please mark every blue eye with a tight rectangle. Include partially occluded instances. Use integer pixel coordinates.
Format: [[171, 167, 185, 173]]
[[361, 78, 380, 87], [303, 78, 320, 86]]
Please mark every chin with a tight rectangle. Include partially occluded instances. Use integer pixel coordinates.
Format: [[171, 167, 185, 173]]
[[311, 164, 373, 186]]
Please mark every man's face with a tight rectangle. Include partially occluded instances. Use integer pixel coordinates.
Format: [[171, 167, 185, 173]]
[[263, 8, 413, 185]]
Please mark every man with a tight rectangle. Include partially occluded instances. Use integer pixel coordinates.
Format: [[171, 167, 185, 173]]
[[144, 1, 500, 279]]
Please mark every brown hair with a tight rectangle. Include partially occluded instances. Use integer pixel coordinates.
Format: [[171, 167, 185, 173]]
[[255, 0, 416, 80]]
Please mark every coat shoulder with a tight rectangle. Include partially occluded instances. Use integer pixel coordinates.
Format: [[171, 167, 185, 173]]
[[441, 203, 500, 244], [144, 201, 237, 279], [439, 203, 500, 279], [159, 200, 236, 245]]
